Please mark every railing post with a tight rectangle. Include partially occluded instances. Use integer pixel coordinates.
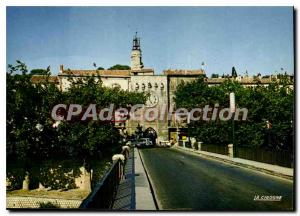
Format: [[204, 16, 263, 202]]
[[228, 144, 234, 158], [22, 171, 30, 190], [122, 145, 130, 160], [112, 154, 125, 180], [198, 142, 202, 151], [191, 137, 197, 150], [126, 141, 132, 147]]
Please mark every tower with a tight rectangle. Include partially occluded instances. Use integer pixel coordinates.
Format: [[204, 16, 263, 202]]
[[131, 32, 144, 70]]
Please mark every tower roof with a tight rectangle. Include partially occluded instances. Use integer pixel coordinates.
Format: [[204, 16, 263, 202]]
[[132, 32, 141, 51]]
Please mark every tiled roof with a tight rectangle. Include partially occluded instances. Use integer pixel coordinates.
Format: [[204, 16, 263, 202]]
[[31, 75, 59, 84], [131, 68, 154, 73], [60, 70, 131, 77], [206, 78, 226, 83], [206, 77, 277, 84], [163, 69, 205, 76]]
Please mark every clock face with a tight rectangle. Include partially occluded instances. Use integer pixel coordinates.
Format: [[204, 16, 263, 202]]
[[146, 91, 159, 107]]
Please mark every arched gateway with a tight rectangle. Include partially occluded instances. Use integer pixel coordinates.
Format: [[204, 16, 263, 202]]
[[143, 127, 157, 145]]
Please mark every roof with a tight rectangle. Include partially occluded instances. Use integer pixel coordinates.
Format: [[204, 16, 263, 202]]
[[31, 75, 59, 84], [60, 70, 131, 77], [206, 76, 278, 84], [131, 68, 154, 73], [163, 69, 205, 76]]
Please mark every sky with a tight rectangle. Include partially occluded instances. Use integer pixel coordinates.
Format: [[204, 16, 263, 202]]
[[6, 6, 294, 76]]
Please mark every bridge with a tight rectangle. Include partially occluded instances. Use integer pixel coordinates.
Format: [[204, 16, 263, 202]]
[[81, 146, 293, 211]]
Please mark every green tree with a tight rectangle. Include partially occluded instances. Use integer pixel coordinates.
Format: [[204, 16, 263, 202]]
[[232, 67, 237, 78], [174, 76, 293, 150], [30, 68, 49, 75], [108, 64, 131, 70], [211, 73, 219, 78], [7, 61, 147, 190]]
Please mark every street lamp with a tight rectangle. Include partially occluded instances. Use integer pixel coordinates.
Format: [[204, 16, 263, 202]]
[[230, 93, 236, 146]]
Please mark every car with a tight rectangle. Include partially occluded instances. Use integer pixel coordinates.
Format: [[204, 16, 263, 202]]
[[136, 138, 153, 148], [159, 140, 171, 147]]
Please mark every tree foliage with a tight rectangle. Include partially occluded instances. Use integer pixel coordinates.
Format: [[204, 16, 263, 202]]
[[211, 73, 219, 78], [108, 64, 131, 70], [30, 68, 49, 75], [7, 61, 147, 189], [232, 67, 238, 78], [174, 76, 294, 150]]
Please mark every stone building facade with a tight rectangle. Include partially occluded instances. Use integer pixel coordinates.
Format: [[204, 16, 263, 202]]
[[50, 34, 205, 142]]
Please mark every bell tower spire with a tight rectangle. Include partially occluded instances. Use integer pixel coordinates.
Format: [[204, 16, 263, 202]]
[[132, 32, 141, 51], [131, 32, 144, 70]]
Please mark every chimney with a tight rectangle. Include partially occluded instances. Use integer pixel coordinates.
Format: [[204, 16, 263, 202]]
[[59, 65, 64, 73]]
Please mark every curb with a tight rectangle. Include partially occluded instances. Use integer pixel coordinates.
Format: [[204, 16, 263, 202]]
[[134, 148, 157, 210], [174, 146, 293, 181], [137, 148, 162, 210]]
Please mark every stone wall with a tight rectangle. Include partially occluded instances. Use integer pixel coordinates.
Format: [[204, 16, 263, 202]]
[[58, 76, 130, 91], [7, 196, 82, 209]]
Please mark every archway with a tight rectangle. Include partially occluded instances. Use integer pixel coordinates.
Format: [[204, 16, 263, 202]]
[[143, 127, 157, 145]]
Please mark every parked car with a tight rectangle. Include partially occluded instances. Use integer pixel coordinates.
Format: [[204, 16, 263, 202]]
[[136, 138, 153, 148], [159, 140, 171, 147]]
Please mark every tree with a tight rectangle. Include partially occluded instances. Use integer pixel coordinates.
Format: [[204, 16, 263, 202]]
[[174, 76, 293, 150], [232, 67, 237, 78], [30, 69, 48, 75], [7, 61, 147, 190], [211, 73, 219, 78], [108, 64, 131, 70]]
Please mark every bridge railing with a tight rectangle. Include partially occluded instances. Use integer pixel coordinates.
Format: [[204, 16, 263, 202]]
[[178, 140, 191, 148], [201, 143, 228, 156], [80, 148, 129, 209], [235, 146, 293, 168], [180, 140, 293, 168]]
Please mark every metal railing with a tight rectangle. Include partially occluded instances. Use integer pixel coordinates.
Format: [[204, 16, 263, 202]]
[[201, 144, 228, 155], [179, 139, 293, 168], [80, 148, 129, 209], [235, 146, 293, 168]]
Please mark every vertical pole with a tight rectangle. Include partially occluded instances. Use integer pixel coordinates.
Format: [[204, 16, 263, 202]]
[[176, 127, 180, 144], [229, 92, 235, 155], [232, 113, 235, 146], [232, 113, 235, 157], [187, 112, 191, 146]]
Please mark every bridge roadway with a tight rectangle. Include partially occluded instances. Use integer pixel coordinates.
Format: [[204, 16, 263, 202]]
[[139, 147, 293, 211]]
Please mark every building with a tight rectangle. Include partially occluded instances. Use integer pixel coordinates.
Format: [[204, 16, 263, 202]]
[[31, 34, 293, 144]]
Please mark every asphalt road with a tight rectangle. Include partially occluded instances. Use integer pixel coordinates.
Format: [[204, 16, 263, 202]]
[[139, 147, 293, 211]]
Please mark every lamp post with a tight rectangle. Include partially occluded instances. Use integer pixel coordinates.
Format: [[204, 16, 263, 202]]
[[229, 93, 236, 146]]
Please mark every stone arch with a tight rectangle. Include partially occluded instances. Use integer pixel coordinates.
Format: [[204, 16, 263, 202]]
[[143, 127, 157, 145]]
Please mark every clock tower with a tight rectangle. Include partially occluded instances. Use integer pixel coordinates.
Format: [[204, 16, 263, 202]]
[[131, 32, 144, 70]]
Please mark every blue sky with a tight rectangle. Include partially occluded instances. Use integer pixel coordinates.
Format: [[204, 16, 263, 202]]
[[7, 6, 294, 76]]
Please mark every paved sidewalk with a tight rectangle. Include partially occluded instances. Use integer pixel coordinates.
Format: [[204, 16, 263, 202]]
[[112, 147, 157, 210], [175, 146, 293, 180], [112, 148, 135, 210]]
